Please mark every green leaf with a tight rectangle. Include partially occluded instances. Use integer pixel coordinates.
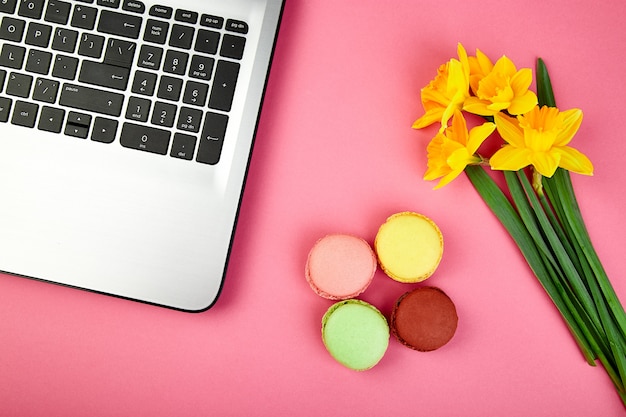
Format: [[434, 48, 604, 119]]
[[464, 166, 596, 363], [536, 58, 556, 107]]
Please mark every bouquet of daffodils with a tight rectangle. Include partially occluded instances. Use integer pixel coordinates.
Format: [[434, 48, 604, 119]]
[[413, 43, 626, 405]]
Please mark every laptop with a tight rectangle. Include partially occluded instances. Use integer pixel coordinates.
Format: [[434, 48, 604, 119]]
[[0, 0, 284, 311]]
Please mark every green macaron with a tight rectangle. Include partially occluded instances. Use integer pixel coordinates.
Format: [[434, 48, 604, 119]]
[[321, 299, 389, 371]]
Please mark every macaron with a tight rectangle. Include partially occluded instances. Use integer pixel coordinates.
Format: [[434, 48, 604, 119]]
[[321, 299, 389, 370], [390, 287, 458, 351], [306, 234, 377, 300], [374, 212, 443, 283]]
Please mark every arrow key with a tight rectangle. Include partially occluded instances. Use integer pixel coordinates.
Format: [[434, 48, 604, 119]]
[[91, 116, 118, 143], [38, 106, 65, 133], [67, 110, 91, 127]]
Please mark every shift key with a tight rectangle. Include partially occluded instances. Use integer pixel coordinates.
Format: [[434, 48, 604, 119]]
[[59, 84, 124, 117]]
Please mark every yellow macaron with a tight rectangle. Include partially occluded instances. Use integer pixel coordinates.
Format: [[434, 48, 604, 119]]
[[374, 212, 443, 283]]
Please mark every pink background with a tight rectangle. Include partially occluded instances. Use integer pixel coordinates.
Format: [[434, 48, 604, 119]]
[[2, 0, 626, 415]]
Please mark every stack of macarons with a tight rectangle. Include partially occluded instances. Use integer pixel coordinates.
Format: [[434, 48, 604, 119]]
[[306, 211, 458, 370]]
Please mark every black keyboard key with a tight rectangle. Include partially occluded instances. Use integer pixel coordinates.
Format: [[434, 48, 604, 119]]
[[25, 22, 52, 47], [37, 105, 64, 132], [188, 55, 213, 80], [79, 60, 130, 90], [67, 110, 91, 126], [156, 75, 182, 101], [32, 77, 59, 102], [59, 83, 124, 116], [97, 0, 119, 8], [182, 80, 208, 106], [70, 4, 97, 30], [52, 28, 78, 53], [0, 96, 12, 122], [197, 111, 227, 165], [163, 49, 187, 75], [0, 0, 17, 14], [177, 106, 202, 133], [91, 116, 117, 143], [200, 14, 223, 29], [149, 5, 171, 19], [143, 19, 168, 44], [25, 49, 52, 74], [65, 110, 91, 137], [0, 17, 25, 42], [131, 69, 156, 95], [44, 0, 71, 24], [0, 44, 26, 69], [0, 68, 5, 89], [195, 29, 219, 55], [226, 19, 248, 34], [151, 100, 176, 127], [208, 60, 239, 112], [220, 34, 246, 60], [103, 38, 136, 68], [18, 0, 45, 19], [120, 122, 170, 155], [170, 133, 195, 160], [169, 24, 193, 49], [137, 44, 162, 69], [64, 122, 88, 138], [78, 33, 104, 58], [6, 71, 32, 97], [11, 100, 38, 127], [174, 9, 197, 24], [98, 10, 142, 39], [52, 54, 78, 79], [122, 0, 144, 14], [125, 95, 150, 122]]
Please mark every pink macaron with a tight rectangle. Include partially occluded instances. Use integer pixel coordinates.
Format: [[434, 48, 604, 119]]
[[305, 234, 377, 300]]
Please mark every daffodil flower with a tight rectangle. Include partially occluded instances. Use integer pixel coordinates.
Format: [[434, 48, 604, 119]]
[[464, 55, 538, 117], [413, 43, 470, 130], [424, 110, 495, 188], [490, 106, 593, 177]]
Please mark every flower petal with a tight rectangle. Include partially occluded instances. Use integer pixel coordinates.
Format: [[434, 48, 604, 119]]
[[530, 151, 560, 177], [413, 108, 443, 129], [463, 97, 495, 116], [556, 146, 594, 175], [510, 68, 533, 93], [467, 122, 496, 154], [554, 108, 583, 146], [434, 168, 464, 189], [449, 109, 468, 145], [494, 113, 525, 147], [507, 90, 538, 115], [492, 55, 517, 76], [490, 146, 531, 171]]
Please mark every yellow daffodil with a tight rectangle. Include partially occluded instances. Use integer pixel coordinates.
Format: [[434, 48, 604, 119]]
[[464, 55, 538, 117], [490, 106, 593, 177], [425, 110, 495, 188], [413, 43, 470, 130], [468, 48, 493, 94]]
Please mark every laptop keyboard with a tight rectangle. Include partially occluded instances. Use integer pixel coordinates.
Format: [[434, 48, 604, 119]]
[[0, 0, 249, 164]]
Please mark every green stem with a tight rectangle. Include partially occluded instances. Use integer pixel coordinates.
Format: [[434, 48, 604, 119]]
[[545, 170, 626, 342], [465, 165, 596, 363]]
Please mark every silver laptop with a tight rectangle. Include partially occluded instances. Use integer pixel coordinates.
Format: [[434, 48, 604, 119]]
[[0, 0, 284, 311]]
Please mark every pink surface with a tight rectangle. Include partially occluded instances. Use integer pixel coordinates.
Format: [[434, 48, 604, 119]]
[[2, 0, 626, 415]]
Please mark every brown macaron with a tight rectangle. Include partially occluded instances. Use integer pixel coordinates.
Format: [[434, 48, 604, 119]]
[[390, 287, 458, 351]]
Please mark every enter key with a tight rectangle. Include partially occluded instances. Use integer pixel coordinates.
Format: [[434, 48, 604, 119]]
[[78, 60, 130, 90]]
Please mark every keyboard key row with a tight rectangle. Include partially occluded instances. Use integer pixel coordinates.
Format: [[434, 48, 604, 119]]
[[2, 17, 246, 64], [0, 94, 227, 163]]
